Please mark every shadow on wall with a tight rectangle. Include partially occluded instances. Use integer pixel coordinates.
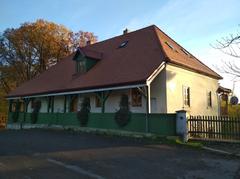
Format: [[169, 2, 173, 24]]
[[166, 71, 176, 82]]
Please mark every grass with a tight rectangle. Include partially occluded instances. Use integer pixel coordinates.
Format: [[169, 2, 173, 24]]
[[63, 126, 203, 149], [174, 139, 203, 148]]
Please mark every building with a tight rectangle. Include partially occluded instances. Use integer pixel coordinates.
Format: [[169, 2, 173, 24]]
[[7, 25, 222, 116]]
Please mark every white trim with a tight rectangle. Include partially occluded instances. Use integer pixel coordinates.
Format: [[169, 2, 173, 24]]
[[146, 62, 165, 86], [145, 62, 165, 114], [7, 84, 146, 100], [147, 84, 151, 113]]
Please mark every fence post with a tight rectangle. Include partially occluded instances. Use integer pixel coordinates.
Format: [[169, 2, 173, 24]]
[[176, 110, 188, 142]]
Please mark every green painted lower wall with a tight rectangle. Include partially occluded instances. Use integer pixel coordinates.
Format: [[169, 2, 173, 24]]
[[8, 112, 176, 136]]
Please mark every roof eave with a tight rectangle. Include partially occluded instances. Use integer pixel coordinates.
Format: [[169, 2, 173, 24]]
[[6, 80, 147, 99]]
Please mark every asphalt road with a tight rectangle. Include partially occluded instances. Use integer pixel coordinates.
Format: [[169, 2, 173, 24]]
[[0, 129, 239, 179]]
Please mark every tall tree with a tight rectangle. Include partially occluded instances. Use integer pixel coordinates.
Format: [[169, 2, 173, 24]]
[[0, 19, 97, 114], [0, 19, 97, 93]]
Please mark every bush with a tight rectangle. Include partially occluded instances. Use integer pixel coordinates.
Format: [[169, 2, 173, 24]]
[[31, 100, 41, 124], [115, 94, 131, 127], [12, 102, 20, 123], [77, 97, 90, 126]]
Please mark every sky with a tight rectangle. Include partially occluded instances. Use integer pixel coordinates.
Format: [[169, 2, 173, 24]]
[[1, 0, 240, 98]]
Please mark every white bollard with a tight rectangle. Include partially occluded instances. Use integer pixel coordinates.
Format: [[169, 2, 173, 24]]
[[176, 110, 188, 142]]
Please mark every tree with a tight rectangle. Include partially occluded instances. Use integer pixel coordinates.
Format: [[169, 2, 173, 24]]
[[213, 31, 240, 78], [70, 31, 97, 49], [0, 20, 72, 78], [0, 19, 97, 92], [0, 19, 97, 114]]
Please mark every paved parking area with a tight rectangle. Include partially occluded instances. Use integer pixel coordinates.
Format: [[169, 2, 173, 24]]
[[0, 129, 239, 179]]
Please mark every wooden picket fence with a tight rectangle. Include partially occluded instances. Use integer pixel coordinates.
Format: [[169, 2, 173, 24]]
[[188, 116, 240, 142], [0, 113, 7, 129]]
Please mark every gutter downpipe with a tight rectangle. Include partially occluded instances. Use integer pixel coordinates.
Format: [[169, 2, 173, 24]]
[[145, 62, 166, 133], [145, 84, 151, 133]]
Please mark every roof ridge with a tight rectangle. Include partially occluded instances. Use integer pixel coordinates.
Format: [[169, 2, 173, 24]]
[[152, 25, 168, 62], [83, 25, 157, 48]]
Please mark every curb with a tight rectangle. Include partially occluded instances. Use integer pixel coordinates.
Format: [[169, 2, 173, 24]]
[[202, 146, 240, 158], [6, 123, 178, 141]]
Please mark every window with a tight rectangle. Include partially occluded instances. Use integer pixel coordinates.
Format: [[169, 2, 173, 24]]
[[11, 102, 17, 112], [19, 101, 24, 112], [207, 91, 212, 107], [76, 61, 86, 73], [131, 88, 142, 107], [183, 86, 190, 107], [118, 41, 128, 48], [95, 96, 102, 107], [11, 101, 24, 112], [181, 48, 190, 56], [165, 41, 174, 50], [70, 96, 78, 112]]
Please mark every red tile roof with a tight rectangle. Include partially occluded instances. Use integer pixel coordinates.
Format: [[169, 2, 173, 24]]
[[80, 48, 103, 60], [8, 25, 222, 98]]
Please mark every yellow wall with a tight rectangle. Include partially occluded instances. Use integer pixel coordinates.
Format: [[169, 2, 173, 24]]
[[165, 64, 219, 115], [150, 69, 167, 113]]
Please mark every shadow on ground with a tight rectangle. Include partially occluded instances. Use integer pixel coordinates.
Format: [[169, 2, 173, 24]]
[[0, 129, 150, 156]]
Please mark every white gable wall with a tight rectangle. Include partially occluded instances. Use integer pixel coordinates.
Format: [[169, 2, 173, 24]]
[[165, 64, 219, 115], [149, 68, 167, 113]]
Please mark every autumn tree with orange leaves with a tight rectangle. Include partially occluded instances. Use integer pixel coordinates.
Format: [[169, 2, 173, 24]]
[[0, 19, 97, 113]]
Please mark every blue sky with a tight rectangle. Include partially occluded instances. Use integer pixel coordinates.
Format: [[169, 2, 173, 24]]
[[1, 0, 240, 96]]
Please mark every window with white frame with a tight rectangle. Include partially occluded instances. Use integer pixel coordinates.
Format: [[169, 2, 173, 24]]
[[183, 86, 190, 107], [207, 91, 212, 107]]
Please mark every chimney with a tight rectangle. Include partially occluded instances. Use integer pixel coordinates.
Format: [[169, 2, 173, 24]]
[[86, 40, 91, 46], [123, 28, 129, 34]]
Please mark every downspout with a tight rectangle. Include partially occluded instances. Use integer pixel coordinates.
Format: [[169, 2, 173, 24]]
[[145, 62, 166, 133], [217, 93, 221, 116], [64, 95, 67, 113], [101, 92, 105, 113], [21, 98, 29, 130], [145, 85, 150, 133], [148, 84, 151, 113], [51, 96, 55, 113]]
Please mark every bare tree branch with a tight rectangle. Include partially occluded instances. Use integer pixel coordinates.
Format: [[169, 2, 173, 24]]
[[212, 28, 240, 78]]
